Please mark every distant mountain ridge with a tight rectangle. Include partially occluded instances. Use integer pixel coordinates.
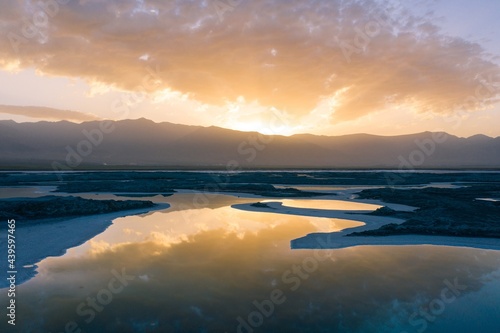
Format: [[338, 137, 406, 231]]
[[0, 118, 499, 169]]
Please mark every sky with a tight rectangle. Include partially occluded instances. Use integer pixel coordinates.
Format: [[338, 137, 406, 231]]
[[0, 0, 499, 137]]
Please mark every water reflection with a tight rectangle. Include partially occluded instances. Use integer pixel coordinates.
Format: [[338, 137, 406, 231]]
[[1, 194, 499, 333], [270, 199, 381, 211], [64, 196, 364, 257]]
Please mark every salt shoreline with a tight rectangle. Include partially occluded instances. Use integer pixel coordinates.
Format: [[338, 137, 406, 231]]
[[2, 188, 499, 289], [232, 198, 500, 252]]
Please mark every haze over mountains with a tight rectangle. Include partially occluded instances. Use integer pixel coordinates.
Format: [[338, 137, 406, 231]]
[[0, 118, 499, 169]]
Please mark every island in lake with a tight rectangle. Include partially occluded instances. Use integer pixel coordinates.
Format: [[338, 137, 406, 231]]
[[2, 170, 499, 243]]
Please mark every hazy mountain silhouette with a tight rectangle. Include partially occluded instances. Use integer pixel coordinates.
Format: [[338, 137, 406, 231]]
[[0, 118, 499, 169]]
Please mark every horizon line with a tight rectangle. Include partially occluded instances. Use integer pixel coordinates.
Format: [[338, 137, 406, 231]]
[[1, 117, 498, 140]]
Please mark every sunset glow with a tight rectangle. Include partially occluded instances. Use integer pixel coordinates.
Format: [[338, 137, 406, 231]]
[[0, 0, 499, 137], [1, 3, 500, 333]]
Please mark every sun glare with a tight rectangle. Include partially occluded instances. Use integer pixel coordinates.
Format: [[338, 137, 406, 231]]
[[228, 120, 296, 136]]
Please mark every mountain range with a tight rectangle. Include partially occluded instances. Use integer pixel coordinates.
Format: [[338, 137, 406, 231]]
[[0, 118, 499, 169]]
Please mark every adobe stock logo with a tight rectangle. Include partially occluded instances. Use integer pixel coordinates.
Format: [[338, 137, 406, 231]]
[[51, 121, 115, 178], [8, 0, 73, 53], [49, 268, 135, 333], [235, 236, 336, 333], [401, 278, 467, 333]]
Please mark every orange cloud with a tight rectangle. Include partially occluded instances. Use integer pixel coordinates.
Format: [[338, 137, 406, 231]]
[[0, 105, 101, 122], [0, 0, 498, 122]]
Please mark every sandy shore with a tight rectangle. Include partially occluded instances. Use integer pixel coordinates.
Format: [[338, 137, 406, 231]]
[[232, 197, 500, 252], [0, 203, 170, 288]]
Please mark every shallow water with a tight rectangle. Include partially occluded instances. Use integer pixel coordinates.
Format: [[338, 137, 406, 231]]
[[1, 194, 499, 333], [270, 198, 381, 211]]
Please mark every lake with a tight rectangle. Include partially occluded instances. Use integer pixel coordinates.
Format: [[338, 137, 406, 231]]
[[1, 190, 499, 333]]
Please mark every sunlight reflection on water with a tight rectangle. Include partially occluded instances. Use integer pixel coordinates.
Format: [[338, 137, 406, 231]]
[[2, 193, 499, 333]]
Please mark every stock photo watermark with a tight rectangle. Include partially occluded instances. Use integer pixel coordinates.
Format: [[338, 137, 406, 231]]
[[212, 0, 243, 22], [5, 219, 17, 326], [48, 268, 135, 333], [337, 6, 398, 63], [51, 64, 163, 178], [234, 236, 336, 333], [178, 107, 290, 218], [401, 277, 467, 333], [7, 0, 73, 53], [50, 120, 116, 175], [385, 71, 500, 186]]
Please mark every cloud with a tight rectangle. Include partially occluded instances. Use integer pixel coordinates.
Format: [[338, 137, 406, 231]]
[[0, 0, 499, 122], [0, 104, 101, 122]]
